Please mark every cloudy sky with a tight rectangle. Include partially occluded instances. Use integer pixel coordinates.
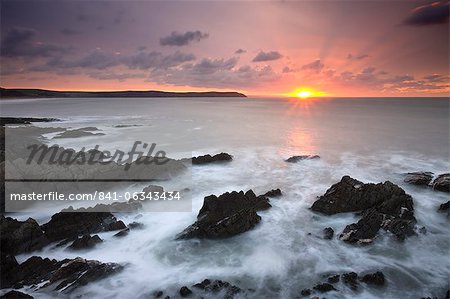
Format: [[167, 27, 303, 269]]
[[0, 0, 448, 97]]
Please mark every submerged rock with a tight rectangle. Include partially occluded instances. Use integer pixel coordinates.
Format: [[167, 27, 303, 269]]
[[69, 234, 103, 250], [323, 227, 334, 240], [342, 272, 358, 290], [192, 279, 241, 298], [404, 172, 433, 186], [191, 153, 232, 165], [2, 256, 123, 292], [285, 155, 320, 163], [0, 216, 49, 255], [327, 275, 340, 284], [432, 173, 450, 192], [438, 201, 450, 212], [261, 189, 282, 197], [177, 190, 271, 239], [361, 271, 385, 286], [300, 289, 311, 296], [179, 286, 192, 297], [313, 282, 336, 292], [41, 212, 125, 242], [312, 176, 416, 243]]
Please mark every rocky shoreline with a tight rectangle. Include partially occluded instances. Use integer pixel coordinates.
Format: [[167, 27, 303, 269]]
[[0, 118, 449, 298]]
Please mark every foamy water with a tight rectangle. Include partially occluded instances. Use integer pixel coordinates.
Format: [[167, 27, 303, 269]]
[[2, 97, 449, 298]]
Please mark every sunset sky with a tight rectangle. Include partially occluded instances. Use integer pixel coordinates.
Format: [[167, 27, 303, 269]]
[[0, 0, 449, 97]]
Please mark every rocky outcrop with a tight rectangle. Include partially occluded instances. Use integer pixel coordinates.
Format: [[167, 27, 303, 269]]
[[438, 201, 450, 212], [285, 155, 320, 163], [404, 172, 433, 186], [0, 216, 49, 255], [68, 234, 103, 250], [311, 176, 416, 244], [176, 190, 271, 239], [432, 173, 450, 192], [323, 227, 334, 240], [261, 189, 282, 197], [0, 253, 19, 288], [313, 283, 336, 292], [1, 256, 123, 292], [361, 271, 385, 286], [41, 212, 126, 242], [192, 279, 241, 297], [191, 153, 233, 165], [0, 291, 34, 298]]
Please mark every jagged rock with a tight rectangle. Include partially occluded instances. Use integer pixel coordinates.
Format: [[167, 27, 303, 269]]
[[300, 289, 311, 296], [0, 253, 19, 288], [313, 283, 336, 292], [114, 228, 130, 237], [179, 286, 192, 297], [0, 290, 34, 298], [361, 271, 385, 286], [404, 172, 433, 186], [192, 278, 241, 297], [312, 176, 416, 243], [0, 216, 49, 255], [285, 155, 320, 163], [69, 234, 103, 250], [2, 256, 123, 292], [438, 201, 450, 212], [261, 189, 282, 197], [327, 275, 340, 283], [128, 221, 144, 229], [191, 153, 232, 165], [41, 212, 125, 242], [323, 227, 334, 240], [342, 272, 358, 290], [177, 190, 270, 239], [432, 174, 450, 192]]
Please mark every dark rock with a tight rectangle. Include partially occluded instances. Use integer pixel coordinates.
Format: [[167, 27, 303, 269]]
[[128, 222, 144, 229], [68, 234, 103, 250], [261, 189, 282, 197], [438, 201, 450, 212], [142, 185, 164, 195], [327, 275, 340, 283], [313, 283, 336, 292], [313, 176, 416, 243], [177, 190, 271, 239], [419, 226, 427, 234], [0, 253, 19, 288], [153, 290, 163, 298], [342, 272, 358, 290], [432, 173, 450, 192], [0, 216, 49, 255], [323, 227, 334, 240], [41, 212, 125, 242], [179, 286, 192, 297], [404, 172, 433, 186], [300, 289, 311, 296], [191, 153, 232, 165], [192, 278, 241, 297], [361, 271, 385, 286], [0, 290, 34, 298], [285, 155, 320, 163], [114, 228, 130, 237]]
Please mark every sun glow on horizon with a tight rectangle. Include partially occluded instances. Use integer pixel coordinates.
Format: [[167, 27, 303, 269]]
[[289, 88, 326, 99]]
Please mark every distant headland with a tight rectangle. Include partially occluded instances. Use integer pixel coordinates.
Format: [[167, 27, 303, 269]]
[[0, 88, 247, 99]]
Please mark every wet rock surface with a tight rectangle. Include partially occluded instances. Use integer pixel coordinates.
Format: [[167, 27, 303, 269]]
[[1, 256, 123, 292], [41, 212, 126, 242], [0, 290, 34, 298], [438, 201, 450, 212], [177, 190, 271, 239], [404, 172, 433, 186], [311, 176, 416, 244], [361, 271, 385, 286], [68, 234, 103, 250], [432, 173, 450, 193], [323, 227, 334, 240], [191, 153, 232, 165], [285, 155, 320, 163], [0, 216, 49, 255]]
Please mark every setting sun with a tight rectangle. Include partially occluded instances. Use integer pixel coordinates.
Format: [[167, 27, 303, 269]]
[[290, 88, 326, 99]]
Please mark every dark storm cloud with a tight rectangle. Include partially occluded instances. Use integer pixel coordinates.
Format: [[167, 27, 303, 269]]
[[301, 59, 324, 71], [347, 53, 369, 60], [252, 51, 282, 62], [160, 31, 209, 46], [404, 1, 449, 26], [0, 27, 69, 58]]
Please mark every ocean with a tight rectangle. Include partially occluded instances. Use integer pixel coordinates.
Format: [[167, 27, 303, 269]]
[[1, 97, 449, 298]]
